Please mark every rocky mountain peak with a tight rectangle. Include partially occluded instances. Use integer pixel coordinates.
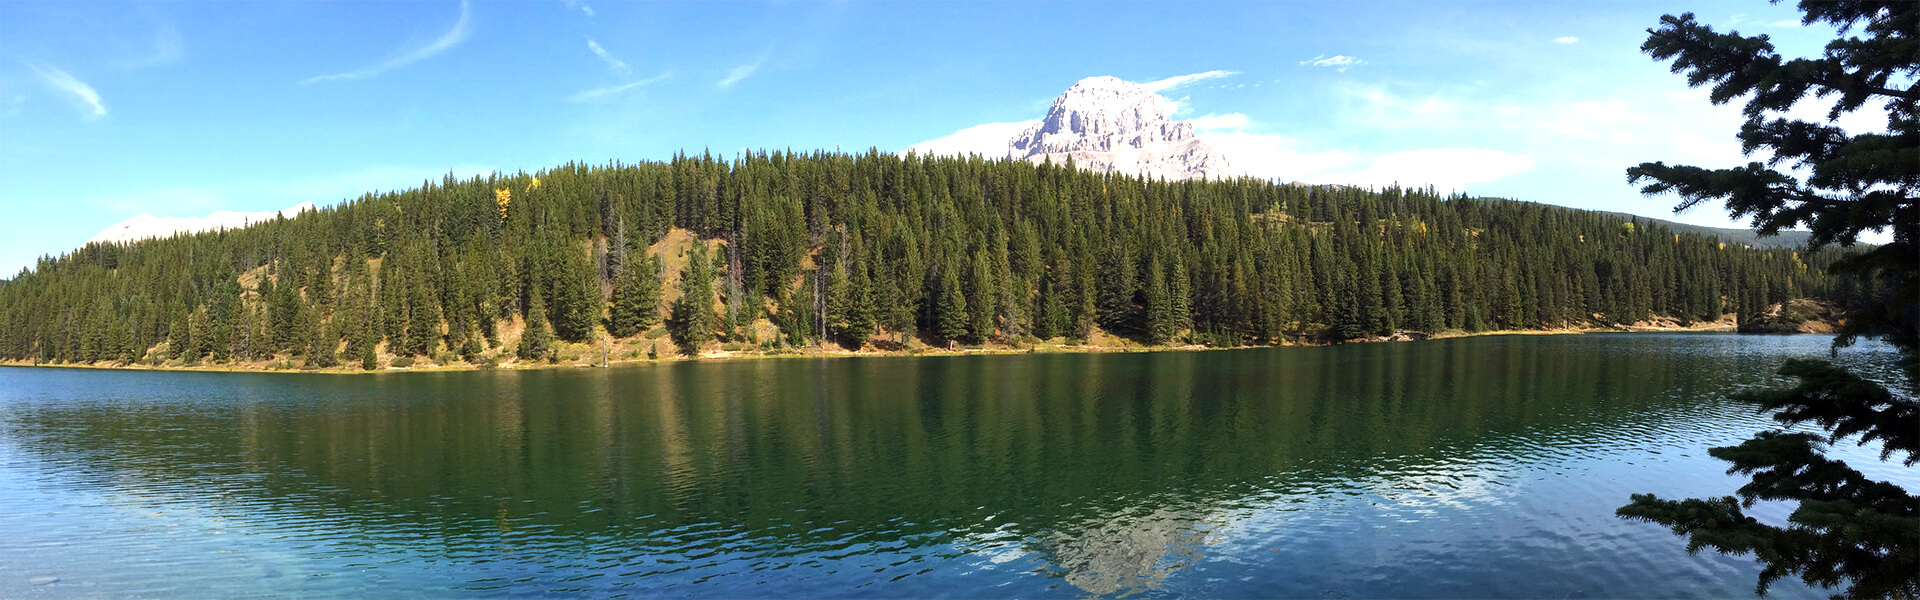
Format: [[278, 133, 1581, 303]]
[[1007, 76, 1233, 181]]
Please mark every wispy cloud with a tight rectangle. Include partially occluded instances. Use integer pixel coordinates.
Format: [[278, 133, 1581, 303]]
[[1300, 54, 1365, 72], [586, 38, 630, 75], [581, 4, 596, 17], [570, 71, 672, 102], [302, 0, 471, 84], [1553, 36, 1579, 44], [1141, 70, 1237, 93], [1188, 113, 1250, 132], [123, 24, 185, 69], [718, 57, 764, 88], [27, 63, 106, 119]]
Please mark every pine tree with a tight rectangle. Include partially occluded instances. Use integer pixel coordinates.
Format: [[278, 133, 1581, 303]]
[[1170, 257, 1192, 342], [556, 254, 600, 343], [0, 132, 1853, 369], [967, 248, 995, 343], [607, 254, 663, 338], [168, 304, 192, 360], [667, 245, 717, 355], [516, 295, 553, 362], [185, 305, 210, 363], [1616, 4, 1918, 597], [825, 240, 874, 349], [1143, 255, 1175, 344], [936, 261, 970, 345]]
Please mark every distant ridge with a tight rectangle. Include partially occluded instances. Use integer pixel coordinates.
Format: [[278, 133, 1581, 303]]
[[3, 152, 1839, 370], [1590, 210, 1811, 249], [1467, 197, 1810, 249]]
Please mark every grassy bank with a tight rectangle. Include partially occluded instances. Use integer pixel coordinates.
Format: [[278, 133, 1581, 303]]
[[0, 315, 1746, 375]]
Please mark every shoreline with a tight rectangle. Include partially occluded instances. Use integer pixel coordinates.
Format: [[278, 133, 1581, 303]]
[[0, 321, 1746, 375]]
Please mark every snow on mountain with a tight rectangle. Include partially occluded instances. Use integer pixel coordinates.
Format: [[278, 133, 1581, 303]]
[[907, 76, 1236, 180], [86, 202, 317, 245], [1009, 76, 1233, 180]]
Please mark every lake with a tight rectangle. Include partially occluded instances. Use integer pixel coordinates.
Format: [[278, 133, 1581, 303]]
[[1, 333, 1910, 598]]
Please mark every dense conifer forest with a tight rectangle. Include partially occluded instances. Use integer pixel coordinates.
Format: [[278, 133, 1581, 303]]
[[0, 151, 1849, 368]]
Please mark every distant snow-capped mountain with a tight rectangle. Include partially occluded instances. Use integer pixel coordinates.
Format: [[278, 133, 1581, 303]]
[[910, 76, 1235, 181], [87, 202, 317, 245], [1010, 76, 1233, 180]]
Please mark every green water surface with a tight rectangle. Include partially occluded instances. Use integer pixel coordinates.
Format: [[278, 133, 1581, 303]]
[[1, 333, 1908, 598]]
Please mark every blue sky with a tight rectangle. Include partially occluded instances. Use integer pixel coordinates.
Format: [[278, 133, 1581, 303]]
[[0, 0, 1852, 276]]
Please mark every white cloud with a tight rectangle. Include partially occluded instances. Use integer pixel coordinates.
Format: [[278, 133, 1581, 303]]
[[569, 71, 671, 102], [27, 63, 106, 119], [1302, 148, 1535, 191], [1141, 70, 1237, 93], [581, 4, 596, 17], [1300, 54, 1365, 72], [1553, 36, 1579, 44], [302, 0, 471, 84], [718, 57, 763, 88], [902, 121, 1036, 158], [586, 38, 630, 75], [901, 101, 1532, 192], [1167, 94, 1193, 115], [88, 202, 319, 245], [1198, 130, 1355, 180], [1185, 109, 1531, 189], [1189, 113, 1250, 132], [1539, 99, 1637, 143]]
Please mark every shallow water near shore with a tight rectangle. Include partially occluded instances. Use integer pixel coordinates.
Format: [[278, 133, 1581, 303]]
[[1, 333, 1910, 598]]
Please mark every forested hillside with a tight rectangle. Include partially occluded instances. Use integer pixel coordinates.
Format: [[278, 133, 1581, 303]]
[[1585, 209, 1813, 249], [0, 151, 1846, 368]]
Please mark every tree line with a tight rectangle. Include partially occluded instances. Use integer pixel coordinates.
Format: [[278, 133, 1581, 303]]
[[0, 151, 1856, 366]]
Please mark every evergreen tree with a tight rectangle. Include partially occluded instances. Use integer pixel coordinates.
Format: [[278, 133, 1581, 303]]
[[360, 332, 378, 370], [1143, 255, 1175, 345], [825, 236, 876, 349], [185, 305, 210, 363], [550, 241, 600, 343], [607, 254, 663, 338], [1170, 257, 1192, 341], [967, 248, 996, 343], [516, 295, 553, 362], [936, 261, 970, 345], [1616, 4, 1918, 598], [667, 245, 717, 355], [168, 304, 192, 361], [0, 146, 1849, 366]]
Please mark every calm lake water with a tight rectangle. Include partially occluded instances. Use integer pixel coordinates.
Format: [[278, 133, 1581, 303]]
[[1, 333, 1911, 599]]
